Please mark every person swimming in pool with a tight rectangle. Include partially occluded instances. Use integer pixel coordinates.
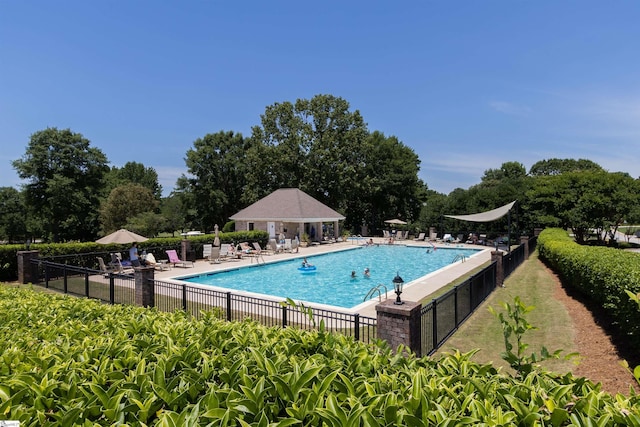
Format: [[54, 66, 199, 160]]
[[351, 270, 357, 279], [301, 257, 313, 268], [364, 267, 370, 277]]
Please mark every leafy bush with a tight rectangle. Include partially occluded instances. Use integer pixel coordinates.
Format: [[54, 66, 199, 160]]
[[538, 228, 640, 349], [1, 285, 638, 425], [2, 230, 269, 282]]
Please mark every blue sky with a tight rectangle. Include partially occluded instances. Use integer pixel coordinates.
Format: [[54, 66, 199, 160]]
[[2, 1, 639, 197]]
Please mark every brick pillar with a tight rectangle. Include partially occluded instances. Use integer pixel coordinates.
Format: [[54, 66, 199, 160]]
[[17, 250, 39, 284], [492, 251, 504, 287], [135, 266, 155, 308], [181, 239, 190, 262], [376, 299, 422, 355], [520, 236, 530, 259]]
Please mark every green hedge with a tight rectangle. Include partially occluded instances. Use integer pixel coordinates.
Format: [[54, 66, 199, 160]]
[[0, 285, 638, 425], [538, 228, 640, 349], [0, 230, 269, 282]]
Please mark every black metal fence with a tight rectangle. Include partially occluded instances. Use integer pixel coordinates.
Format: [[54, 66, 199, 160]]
[[419, 237, 537, 355], [32, 259, 136, 305], [420, 262, 497, 355], [152, 280, 377, 343]]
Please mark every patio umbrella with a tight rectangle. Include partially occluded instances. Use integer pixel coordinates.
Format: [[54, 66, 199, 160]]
[[213, 224, 220, 247], [384, 219, 408, 225], [96, 229, 148, 244]]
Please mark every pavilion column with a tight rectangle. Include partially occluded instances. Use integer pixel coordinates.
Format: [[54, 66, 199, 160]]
[[334, 221, 339, 240]]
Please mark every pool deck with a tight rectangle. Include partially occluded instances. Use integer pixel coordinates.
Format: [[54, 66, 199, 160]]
[[151, 238, 494, 318]]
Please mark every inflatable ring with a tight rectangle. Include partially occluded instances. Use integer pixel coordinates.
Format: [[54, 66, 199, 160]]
[[298, 266, 317, 273]]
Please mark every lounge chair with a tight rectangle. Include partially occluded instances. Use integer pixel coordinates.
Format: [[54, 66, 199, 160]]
[[238, 242, 255, 257], [283, 239, 293, 253], [219, 243, 240, 262], [252, 242, 269, 256], [268, 239, 283, 254], [414, 232, 426, 241], [203, 244, 220, 263], [110, 258, 135, 275], [97, 257, 115, 277], [165, 249, 194, 268]]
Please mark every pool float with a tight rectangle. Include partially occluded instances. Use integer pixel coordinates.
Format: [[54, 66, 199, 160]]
[[298, 265, 317, 273]]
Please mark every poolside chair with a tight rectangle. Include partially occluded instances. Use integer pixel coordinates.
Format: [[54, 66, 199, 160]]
[[208, 246, 220, 264], [252, 242, 269, 256], [219, 243, 240, 262], [111, 257, 135, 275], [165, 249, 194, 268], [414, 232, 426, 241], [203, 244, 214, 261], [268, 239, 283, 254], [97, 257, 115, 277], [238, 242, 255, 257], [283, 239, 293, 253]]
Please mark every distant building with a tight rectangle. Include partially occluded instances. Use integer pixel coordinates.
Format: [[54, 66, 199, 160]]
[[229, 188, 345, 242]]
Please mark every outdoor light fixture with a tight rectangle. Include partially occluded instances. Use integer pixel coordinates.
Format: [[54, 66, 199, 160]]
[[393, 271, 404, 305]]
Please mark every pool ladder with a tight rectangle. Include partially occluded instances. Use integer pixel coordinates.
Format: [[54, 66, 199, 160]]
[[363, 284, 389, 302], [452, 254, 467, 263]]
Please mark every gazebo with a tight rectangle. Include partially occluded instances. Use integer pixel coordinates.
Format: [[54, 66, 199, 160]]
[[229, 188, 346, 242]]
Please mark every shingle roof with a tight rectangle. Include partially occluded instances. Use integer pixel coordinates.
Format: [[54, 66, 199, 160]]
[[230, 188, 345, 222]]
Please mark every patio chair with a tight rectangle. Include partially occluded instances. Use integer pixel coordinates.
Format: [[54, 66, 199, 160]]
[[219, 243, 240, 262], [414, 232, 426, 241], [203, 244, 218, 262], [252, 242, 269, 256], [238, 242, 256, 257], [165, 249, 194, 268], [97, 257, 115, 277], [268, 239, 283, 254]]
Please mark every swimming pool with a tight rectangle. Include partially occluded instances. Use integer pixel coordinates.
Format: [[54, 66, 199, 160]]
[[179, 245, 481, 309]]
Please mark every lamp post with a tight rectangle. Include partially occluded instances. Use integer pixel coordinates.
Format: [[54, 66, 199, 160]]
[[393, 272, 404, 305]]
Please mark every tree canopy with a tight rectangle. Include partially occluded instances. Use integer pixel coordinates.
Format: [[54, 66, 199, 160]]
[[12, 128, 109, 242]]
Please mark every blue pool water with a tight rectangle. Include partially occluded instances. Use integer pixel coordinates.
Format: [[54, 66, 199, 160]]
[[180, 245, 480, 309]]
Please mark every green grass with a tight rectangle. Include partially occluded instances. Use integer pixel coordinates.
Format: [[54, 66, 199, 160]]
[[434, 251, 579, 374]]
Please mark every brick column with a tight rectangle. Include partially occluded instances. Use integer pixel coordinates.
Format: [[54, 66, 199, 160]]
[[376, 299, 422, 355], [135, 266, 156, 308], [492, 251, 504, 287], [17, 250, 39, 284], [520, 236, 530, 259], [181, 239, 190, 262]]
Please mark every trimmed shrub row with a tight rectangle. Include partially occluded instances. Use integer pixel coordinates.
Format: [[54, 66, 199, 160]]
[[0, 230, 269, 282], [538, 228, 640, 349], [1, 285, 639, 425]]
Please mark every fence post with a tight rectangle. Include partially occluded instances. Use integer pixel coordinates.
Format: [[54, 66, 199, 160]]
[[491, 251, 504, 287], [354, 313, 360, 341], [109, 275, 115, 304], [182, 284, 187, 312], [520, 236, 530, 259], [226, 292, 232, 322], [134, 266, 155, 308], [17, 250, 39, 284], [375, 300, 422, 355]]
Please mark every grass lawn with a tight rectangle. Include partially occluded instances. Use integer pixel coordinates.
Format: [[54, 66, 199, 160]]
[[433, 251, 579, 375]]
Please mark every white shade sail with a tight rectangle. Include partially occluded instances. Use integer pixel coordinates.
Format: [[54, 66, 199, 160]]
[[444, 201, 516, 223]]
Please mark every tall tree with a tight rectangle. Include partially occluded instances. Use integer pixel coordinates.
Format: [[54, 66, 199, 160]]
[[106, 162, 162, 199], [12, 128, 109, 242], [529, 158, 603, 176], [99, 183, 157, 233], [184, 131, 250, 231], [524, 171, 640, 243], [0, 187, 27, 243]]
